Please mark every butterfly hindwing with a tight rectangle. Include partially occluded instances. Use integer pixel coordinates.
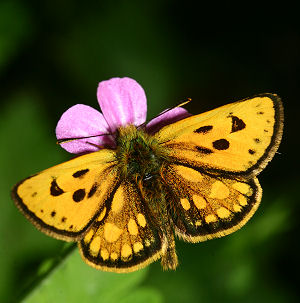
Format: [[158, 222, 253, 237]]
[[162, 164, 262, 242], [12, 149, 118, 241], [155, 94, 283, 177], [79, 181, 166, 273]]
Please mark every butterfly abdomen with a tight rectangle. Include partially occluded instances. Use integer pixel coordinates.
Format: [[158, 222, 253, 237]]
[[140, 176, 178, 270]]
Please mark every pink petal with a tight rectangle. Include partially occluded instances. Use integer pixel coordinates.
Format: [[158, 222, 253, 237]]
[[97, 77, 147, 133], [146, 107, 191, 134], [56, 104, 114, 154]]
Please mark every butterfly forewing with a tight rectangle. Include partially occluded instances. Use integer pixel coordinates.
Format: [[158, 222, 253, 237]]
[[79, 181, 166, 273], [12, 149, 118, 241], [155, 94, 283, 177], [162, 164, 262, 241]]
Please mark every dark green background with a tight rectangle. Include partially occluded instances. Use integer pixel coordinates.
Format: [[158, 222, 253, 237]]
[[1, 1, 298, 302]]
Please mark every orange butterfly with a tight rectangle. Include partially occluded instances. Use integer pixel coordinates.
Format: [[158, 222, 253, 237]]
[[12, 77, 283, 272]]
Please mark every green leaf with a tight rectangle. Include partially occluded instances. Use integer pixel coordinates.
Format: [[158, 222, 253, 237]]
[[119, 287, 163, 303], [22, 249, 152, 303]]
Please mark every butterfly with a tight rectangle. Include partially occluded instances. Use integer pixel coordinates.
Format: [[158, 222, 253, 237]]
[[11, 78, 283, 273]]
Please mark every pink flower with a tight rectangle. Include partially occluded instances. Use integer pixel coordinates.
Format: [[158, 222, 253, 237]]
[[56, 77, 190, 154]]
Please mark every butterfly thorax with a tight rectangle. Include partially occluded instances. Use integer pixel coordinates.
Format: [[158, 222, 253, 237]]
[[115, 125, 170, 183], [115, 125, 170, 216]]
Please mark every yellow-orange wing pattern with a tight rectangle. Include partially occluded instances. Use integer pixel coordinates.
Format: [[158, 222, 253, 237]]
[[162, 164, 261, 241], [155, 94, 283, 177], [12, 150, 118, 241], [79, 181, 166, 272]]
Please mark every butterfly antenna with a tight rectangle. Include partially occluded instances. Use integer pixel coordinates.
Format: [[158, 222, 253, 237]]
[[138, 98, 192, 129], [57, 133, 111, 144], [176, 98, 192, 108]]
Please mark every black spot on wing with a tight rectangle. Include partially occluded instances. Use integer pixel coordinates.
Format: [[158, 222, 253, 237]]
[[73, 189, 86, 202], [196, 146, 213, 154], [230, 116, 246, 133], [88, 183, 98, 198], [51, 211, 56, 217], [248, 149, 256, 155], [194, 125, 213, 134], [212, 139, 230, 150], [73, 169, 89, 178], [50, 179, 64, 196]]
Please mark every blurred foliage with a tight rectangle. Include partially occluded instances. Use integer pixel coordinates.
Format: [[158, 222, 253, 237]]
[[0, 0, 298, 302], [22, 247, 161, 303], [0, 1, 33, 72]]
